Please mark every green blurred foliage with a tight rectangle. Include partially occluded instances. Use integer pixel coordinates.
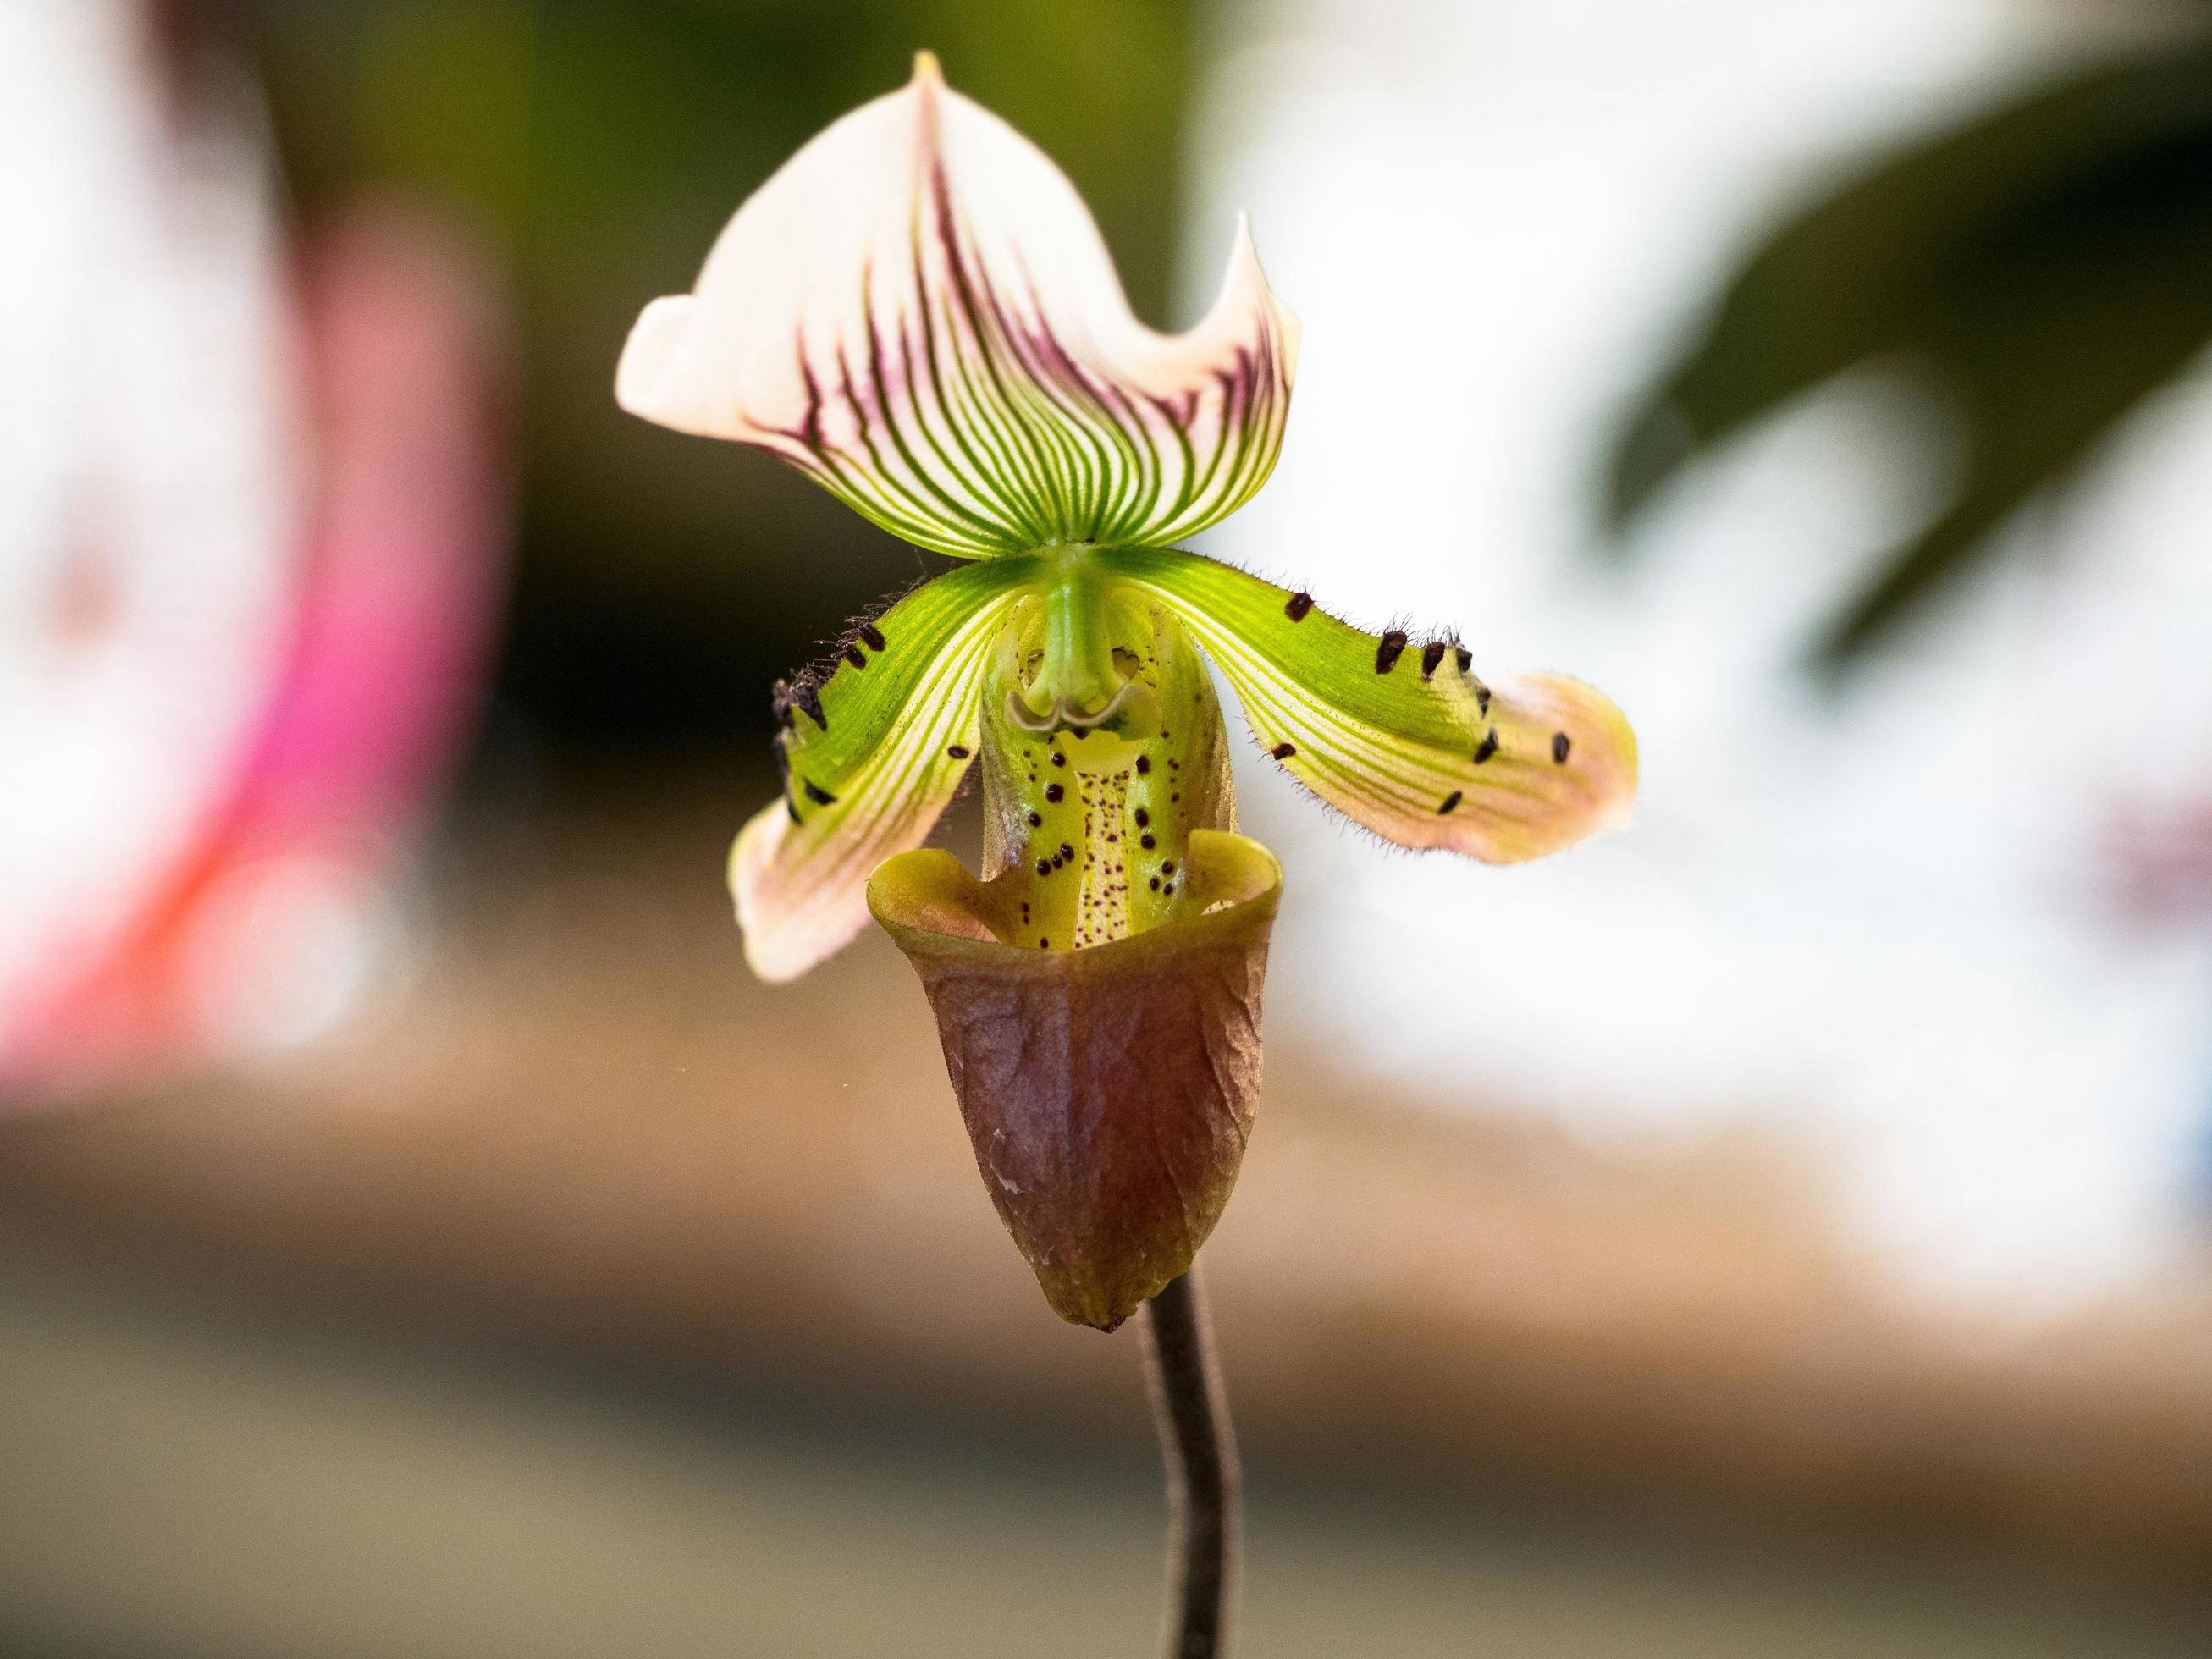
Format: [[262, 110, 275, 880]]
[[252, 0, 1198, 749], [1602, 31, 2212, 676]]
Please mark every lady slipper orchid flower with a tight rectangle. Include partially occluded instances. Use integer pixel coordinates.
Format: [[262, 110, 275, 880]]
[[617, 55, 1636, 1331]]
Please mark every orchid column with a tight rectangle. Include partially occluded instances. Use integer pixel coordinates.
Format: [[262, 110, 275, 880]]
[[617, 52, 1635, 1653]]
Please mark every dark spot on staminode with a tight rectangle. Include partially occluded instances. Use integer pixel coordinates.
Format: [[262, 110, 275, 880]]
[[1035, 857, 1052, 876], [1051, 751, 1065, 768], [1134, 807, 1150, 828], [842, 642, 867, 670], [1135, 755, 1151, 775], [1376, 631, 1408, 674], [1553, 731, 1572, 763], [858, 622, 886, 652], [1027, 810, 1043, 827], [1438, 790, 1463, 814], [946, 744, 969, 759], [1420, 642, 1448, 678], [1140, 833, 1156, 850], [1474, 729, 1499, 764], [1271, 741, 1296, 760], [1045, 783, 1064, 803], [1285, 590, 1314, 621], [802, 779, 836, 805]]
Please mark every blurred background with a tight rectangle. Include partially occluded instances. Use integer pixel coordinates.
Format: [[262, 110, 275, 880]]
[[5, 0, 2212, 1653]]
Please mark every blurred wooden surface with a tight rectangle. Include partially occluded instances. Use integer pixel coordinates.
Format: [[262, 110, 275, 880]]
[[5, 774, 2211, 1577], [8, 1230, 2210, 1659]]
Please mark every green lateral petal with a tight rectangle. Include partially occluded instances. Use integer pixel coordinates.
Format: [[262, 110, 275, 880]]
[[1099, 548, 1637, 862], [731, 556, 1040, 980], [616, 55, 1299, 560]]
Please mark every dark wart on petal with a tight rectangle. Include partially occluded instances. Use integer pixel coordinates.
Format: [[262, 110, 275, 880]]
[[1455, 646, 1472, 673], [858, 622, 886, 652], [1135, 756, 1151, 775], [1474, 728, 1499, 764], [1045, 783, 1064, 803], [1420, 642, 1448, 679], [1035, 857, 1052, 876], [842, 642, 867, 670], [1027, 810, 1043, 827], [1285, 590, 1315, 621], [1376, 630, 1409, 674], [792, 677, 828, 730], [946, 744, 970, 759], [1553, 731, 1572, 763], [771, 671, 826, 730], [1271, 741, 1296, 760], [802, 779, 837, 805], [1437, 789, 1463, 814]]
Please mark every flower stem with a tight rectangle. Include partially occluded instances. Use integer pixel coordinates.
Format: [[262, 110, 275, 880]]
[[1140, 1269, 1239, 1659]]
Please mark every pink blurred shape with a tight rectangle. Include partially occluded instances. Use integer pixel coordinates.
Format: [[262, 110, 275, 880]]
[[4, 203, 510, 1096]]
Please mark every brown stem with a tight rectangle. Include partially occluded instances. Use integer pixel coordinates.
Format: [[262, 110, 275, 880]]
[[1140, 1269, 1239, 1659]]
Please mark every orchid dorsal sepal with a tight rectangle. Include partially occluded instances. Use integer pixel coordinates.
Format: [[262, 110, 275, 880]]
[[615, 53, 1299, 561], [869, 829, 1281, 1331]]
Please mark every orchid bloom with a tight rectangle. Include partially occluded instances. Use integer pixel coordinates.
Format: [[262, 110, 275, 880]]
[[617, 55, 1636, 1330]]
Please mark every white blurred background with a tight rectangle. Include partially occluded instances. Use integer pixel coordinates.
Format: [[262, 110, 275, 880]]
[[1191, 0, 2212, 1308], [6, 3, 2212, 1655]]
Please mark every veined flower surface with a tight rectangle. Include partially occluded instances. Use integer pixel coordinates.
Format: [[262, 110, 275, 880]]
[[618, 55, 1636, 1326], [617, 53, 1295, 559]]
